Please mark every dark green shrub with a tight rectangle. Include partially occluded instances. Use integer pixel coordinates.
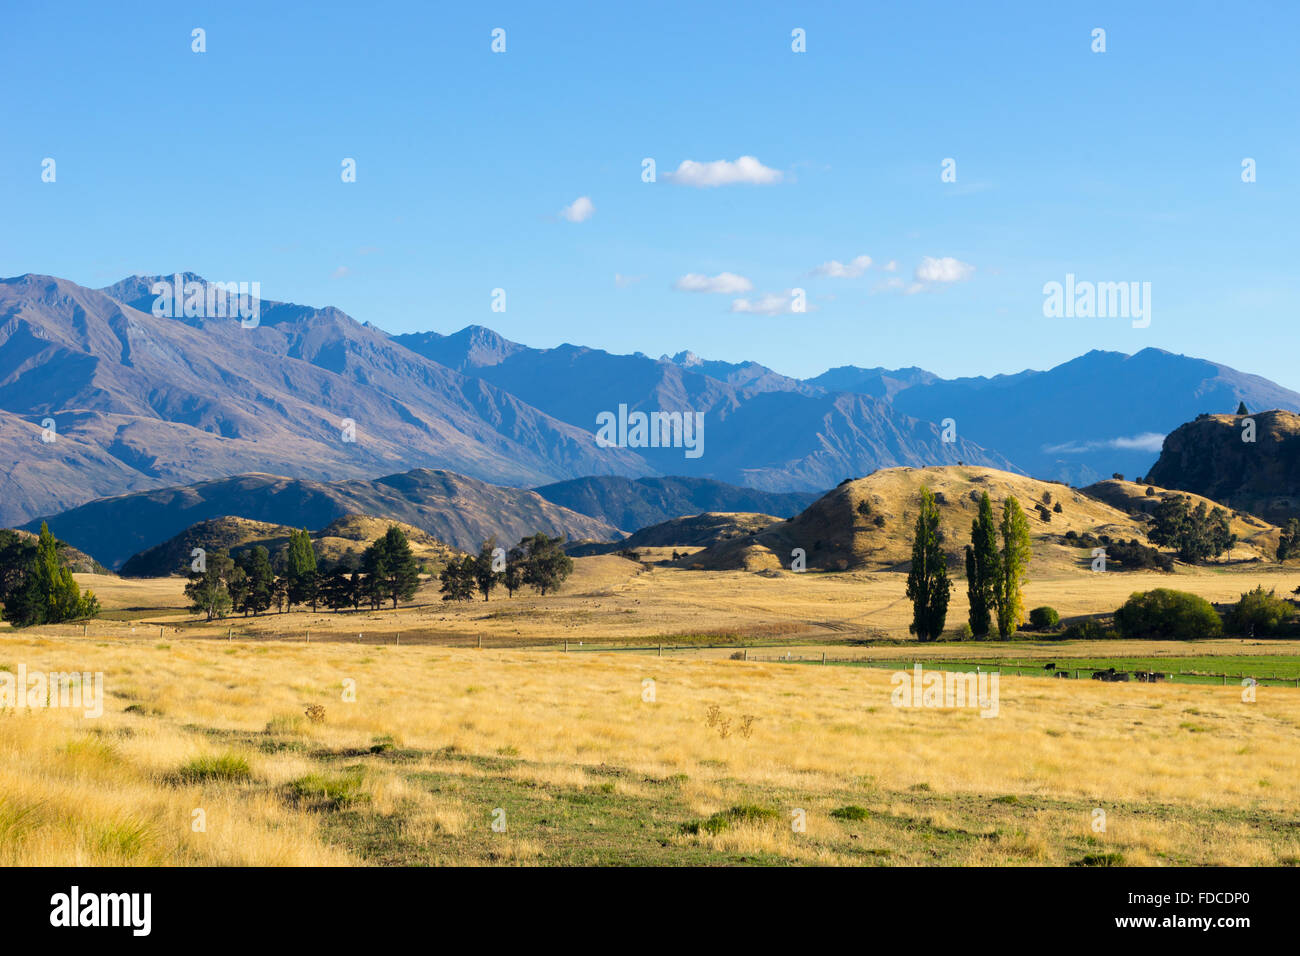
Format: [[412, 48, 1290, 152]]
[[830, 805, 870, 821], [1114, 588, 1223, 640], [1029, 606, 1060, 629], [1224, 586, 1296, 636], [1060, 619, 1118, 640]]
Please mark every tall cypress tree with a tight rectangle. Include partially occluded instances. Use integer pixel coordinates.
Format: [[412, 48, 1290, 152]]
[[965, 492, 998, 637], [905, 487, 951, 642]]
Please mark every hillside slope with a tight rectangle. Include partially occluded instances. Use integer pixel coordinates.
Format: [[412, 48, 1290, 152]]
[[688, 466, 1279, 573], [1144, 410, 1300, 525], [0, 273, 647, 525], [532, 475, 820, 530], [23, 468, 621, 570], [120, 514, 459, 577], [568, 512, 778, 556]]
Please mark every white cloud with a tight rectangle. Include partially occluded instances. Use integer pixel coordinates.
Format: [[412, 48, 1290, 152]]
[[1043, 433, 1166, 454], [812, 255, 872, 278], [872, 277, 906, 294], [614, 273, 644, 287], [663, 156, 783, 188], [730, 290, 805, 315], [559, 196, 595, 222], [1111, 432, 1166, 452], [674, 272, 753, 294], [914, 256, 975, 283], [881, 260, 898, 272], [330, 266, 350, 279]]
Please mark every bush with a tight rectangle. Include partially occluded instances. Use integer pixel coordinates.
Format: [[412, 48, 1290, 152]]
[[830, 805, 870, 821], [682, 804, 780, 836], [1114, 589, 1223, 640], [1224, 586, 1296, 637], [1060, 619, 1118, 640], [1029, 606, 1060, 629], [956, 622, 973, 640], [177, 753, 252, 784]]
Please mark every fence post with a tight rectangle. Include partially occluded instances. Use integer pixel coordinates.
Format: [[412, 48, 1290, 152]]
[[478, 634, 482, 649], [227, 627, 232, 641], [822, 652, 826, 665], [396, 632, 399, 647], [658, 644, 662, 657], [83, 624, 87, 637], [743, 648, 747, 661], [306, 629, 309, 643], [565, 639, 568, 653]]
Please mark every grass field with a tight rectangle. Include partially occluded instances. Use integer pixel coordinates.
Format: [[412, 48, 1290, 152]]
[[2, 633, 1298, 866], [4, 556, 1300, 866]]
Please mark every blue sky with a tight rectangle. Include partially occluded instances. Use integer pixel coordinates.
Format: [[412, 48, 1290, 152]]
[[2, 1, 1297, 386]]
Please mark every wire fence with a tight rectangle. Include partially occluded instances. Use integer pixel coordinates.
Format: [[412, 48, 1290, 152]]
[[12, 623, 1300, 688]]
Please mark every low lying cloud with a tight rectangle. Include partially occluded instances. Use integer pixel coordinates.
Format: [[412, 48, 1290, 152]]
[[663, 156, 783, 187], [1043, 433, 1166, 455], [559, 196, 595, 222], [812, 255, 872, 278], [674, 272, 753, 294]]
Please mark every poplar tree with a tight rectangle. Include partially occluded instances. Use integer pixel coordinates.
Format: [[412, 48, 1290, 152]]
[[906, 487, 951, 642], [994, 496, 1032, 638], [964, 492, 998, 637]]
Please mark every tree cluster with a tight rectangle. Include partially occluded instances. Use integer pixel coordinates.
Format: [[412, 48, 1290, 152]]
[[962, 492, 1032, 639], [184, 525, 423, 621], [0, 525, 101, 627], [439, 532, 572, 602], [1147, 495, 1235, 563]]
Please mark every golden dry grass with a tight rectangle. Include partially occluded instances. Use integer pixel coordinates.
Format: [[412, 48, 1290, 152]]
[[1, 634, 1297, 866], [50, 554, 1300, 649]]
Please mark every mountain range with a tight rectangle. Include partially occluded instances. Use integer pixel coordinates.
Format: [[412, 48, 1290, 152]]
[[3, 271, 1299, 533]]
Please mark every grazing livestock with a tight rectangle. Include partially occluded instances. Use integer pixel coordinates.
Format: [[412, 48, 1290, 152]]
[[1091, 668, 1131, 683], [1045, 663, 1056, 671]]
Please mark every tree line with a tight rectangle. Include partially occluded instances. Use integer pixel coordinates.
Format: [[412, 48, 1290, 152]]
[[0, 524, 101, 628], [906, 489, 1032, 642], [184, 525, 422, 620], [438, 532, 573, 601]]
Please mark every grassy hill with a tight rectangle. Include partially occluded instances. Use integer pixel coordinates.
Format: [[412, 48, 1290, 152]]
[[688, 466, 1280, 573], [27, 468, 620, 570], [568, 512, 779, 557], [120, 514, 459, 577], [533, 475, 820, 531]]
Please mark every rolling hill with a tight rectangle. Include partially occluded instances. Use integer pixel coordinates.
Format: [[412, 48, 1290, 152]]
[[119, 514, 460, 577], [686, 466, 1280, 574], [567, 512, 779, 557], [22, 468, 621, 570], [531, 475, 820, 531]]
